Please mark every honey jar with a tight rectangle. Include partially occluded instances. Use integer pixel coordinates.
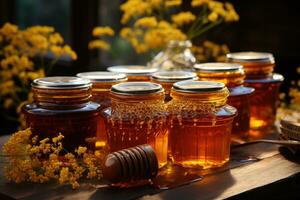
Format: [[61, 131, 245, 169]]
[[226, 52, 284, 134], [194, 63, 254, 138], [151, 71, 198, 101], [168, 80, 237, 169], [22, 77, 101, 151], [76, 72, 127, 149], [107, 65, 158, 81], [103, 82, 168, 167]]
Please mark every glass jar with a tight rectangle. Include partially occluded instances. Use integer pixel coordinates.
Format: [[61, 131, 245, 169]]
[[76, 72, 127, 149], [151, 71, 198, 101], [107, 65, 158, 81], [168, 80, 237, 169], [244, 74, 284, 134], [226, 51, 275, 79], [103, 82, 168, 167], [194, 63, 254, 138], [22, 77, 101, 151], [148, 40, 196, 71]]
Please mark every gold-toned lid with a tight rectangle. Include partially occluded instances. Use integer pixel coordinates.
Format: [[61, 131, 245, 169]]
[[151, 71, 197, 82], [194, 62, 243, 72], [111, 82, 163, 95], [226, 51, 275, 63], [173, 80, 225, 93], [76, 71, 127, 82], [32, 76, 91, 90]]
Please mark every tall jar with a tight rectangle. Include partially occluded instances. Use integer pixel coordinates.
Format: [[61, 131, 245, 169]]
[[103, 82, 168, 167], [194, 63, 254, 139], [226, 52, 284, 135], [168, 80, 237, 169], [148, 40, 196, 71], [76, 72, 127, 149], [151, 71, 198, 101], [22, 77, 101, 151], [107, 65, 158, 81]]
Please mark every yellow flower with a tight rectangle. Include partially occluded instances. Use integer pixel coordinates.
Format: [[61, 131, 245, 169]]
[[0, 23, 18, 37], [76, 146, 87, 155], [88, 40, 110, 50], [52, 133, 64, 143], [49, 33, 64, 44], [59, 167, 69, 184], [208, 12, 218, 22], [150, 0, 162, 7], [171, 12, 196, 26], [191, 0, 211, 7], [120, 0, 152, 24], [134, 17, 158, 28], [165, 0, 182, 7], [92, 26, 114, 37]]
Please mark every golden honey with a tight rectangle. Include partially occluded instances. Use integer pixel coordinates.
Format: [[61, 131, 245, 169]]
[[103, 82, 168, 167], [151, 71, 198, 101], [107, 65, 158, 81], [22, 77, 101, 151], [194, 63, 254, 138], [76, 72, 127, 149], [227, 52, 284, 135], [168, 80, 237, 169]]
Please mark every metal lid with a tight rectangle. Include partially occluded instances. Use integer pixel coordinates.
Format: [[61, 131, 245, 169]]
[[226, 52, 275, 63], [111, 82, 163, 95], [151, 71, 197, 82], [76, 71, 127, 82], [194, 62, 243, 73], [173, 80, 225, 93], [32, 76, 91, 89], [107, 65, 158, 76], [245, 73, 284, 83]]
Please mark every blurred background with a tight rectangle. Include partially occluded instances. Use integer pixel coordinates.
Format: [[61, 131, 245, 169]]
[[0, 0, 299, 134]]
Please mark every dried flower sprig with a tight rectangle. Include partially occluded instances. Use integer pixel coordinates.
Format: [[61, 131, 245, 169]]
[[1, 128, 104, 189]]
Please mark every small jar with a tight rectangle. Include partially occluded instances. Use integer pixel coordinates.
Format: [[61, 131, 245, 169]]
[[194, 63, 254, 138], [22, 77, 101, 151], [226, 52, 284, 134], [107, 65, 158, 81], [168, 80, 237, 169], [151, 71, 198, 101], [76, 72, 127, 149], [103, 82, 168, 167], [226, 51, 275, 79]]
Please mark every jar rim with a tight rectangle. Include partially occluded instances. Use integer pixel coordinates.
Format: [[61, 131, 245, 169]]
[[226, 51, 275, 63], [107, 65, 158, 76], [76, 71, 127, 82], [151, 71, 197, 82], [194, 62, 243, 73], [173, 80, 225, 93], [245, 73, 284, 83], [111, 82, 163, 95], [32, 76, 91, 90]]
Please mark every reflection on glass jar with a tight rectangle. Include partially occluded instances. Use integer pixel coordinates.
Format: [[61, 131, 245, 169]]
[[151, 71, 198, 101], [194, 63, 254, 139], [103, 82, 168, 167], [77, 72, 127, 149], [168, 80, 237, 169], [22, 77, 101, 151], [107, 65, 158, 81]]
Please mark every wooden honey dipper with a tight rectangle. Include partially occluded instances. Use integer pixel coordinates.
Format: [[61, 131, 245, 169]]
[[102, 144, 158, 183]]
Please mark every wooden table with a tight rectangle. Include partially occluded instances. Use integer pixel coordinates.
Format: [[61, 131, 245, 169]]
[[1, 132, 300, 200]]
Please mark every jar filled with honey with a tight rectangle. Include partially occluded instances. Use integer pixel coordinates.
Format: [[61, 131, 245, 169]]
[[151, 71, 198, 101], [194, 63, 254, 138], [76, 72, 127, 149], [168, 80, 237, 169], [22, 77, 101, 151], [226, 52, 284, 134], [107, 65, 158, 81], [103, 82, 168, 167]]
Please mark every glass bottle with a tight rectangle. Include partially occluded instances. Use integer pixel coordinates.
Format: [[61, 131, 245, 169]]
[[194, 63, 254, 139], [76, 72, 127, 149], [151, 71, 198, 101], [103, 82, 168, 167], [148, 40, 196, 71], [107, 65, 158, 81], [22, 77, 101, 151], [168, 80, 237, 169], [226, 52, 284, 136]]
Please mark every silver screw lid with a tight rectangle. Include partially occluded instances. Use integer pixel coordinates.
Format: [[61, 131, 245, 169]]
[[107, 65, 158, 76], [194, 62, 243, 73], [111, 82, 163, 95], [76, 71, 127, 82], [32, 76, 91, 89], [226, 51, 275, 63], [173, 80, 225, 93], [151, 71, 197, 82]]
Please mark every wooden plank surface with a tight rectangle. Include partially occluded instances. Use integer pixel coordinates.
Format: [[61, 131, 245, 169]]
[[0, 133, 300, 200]]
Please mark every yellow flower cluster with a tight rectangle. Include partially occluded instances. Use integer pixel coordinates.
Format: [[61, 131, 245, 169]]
[[89, 26, 115, 51], [192, 40, 229, 62], [1, 129, 104, 189], [171, 12, 196, 27]]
